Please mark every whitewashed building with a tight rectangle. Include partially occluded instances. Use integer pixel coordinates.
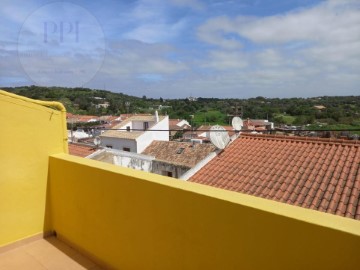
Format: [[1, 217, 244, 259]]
[[87, 148, 155, 172], [100, 113, 169, 153], [86, 140, 217, 179]]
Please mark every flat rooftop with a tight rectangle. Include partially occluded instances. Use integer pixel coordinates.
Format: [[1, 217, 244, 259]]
[[101, 115, 166, 140]]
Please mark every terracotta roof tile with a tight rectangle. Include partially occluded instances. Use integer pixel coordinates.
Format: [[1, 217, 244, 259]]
[[190, 133, 360, 220], [68, 143, 98, 158], [141, 141, 216, 168]]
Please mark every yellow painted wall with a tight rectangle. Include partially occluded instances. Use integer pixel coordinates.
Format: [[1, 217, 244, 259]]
[[49, 153, 360, 270], [0, 90, 67, 246]]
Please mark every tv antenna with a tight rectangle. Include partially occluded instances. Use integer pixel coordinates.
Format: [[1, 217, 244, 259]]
[[209, 125, 230, 149], [235, 104, 244, 118], [125, 101, 130, 114]]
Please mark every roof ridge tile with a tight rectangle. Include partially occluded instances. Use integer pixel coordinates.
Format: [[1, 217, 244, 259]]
[[240, 133, 360, 146]]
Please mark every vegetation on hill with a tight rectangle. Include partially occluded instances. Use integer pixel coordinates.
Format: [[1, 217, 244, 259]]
[[2, 85, 146, 115], [2, 86, 360, 131]]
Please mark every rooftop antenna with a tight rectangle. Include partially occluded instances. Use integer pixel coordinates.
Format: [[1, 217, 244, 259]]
[[228, 103, 242, 124], [209, 125, 230, 150], [237, 104, 244, 118], [234, 103, 239, 115], [125, 101, 130, 114]]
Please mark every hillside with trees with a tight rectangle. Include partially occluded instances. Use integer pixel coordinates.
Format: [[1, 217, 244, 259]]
[[2, 86, 360, 132]]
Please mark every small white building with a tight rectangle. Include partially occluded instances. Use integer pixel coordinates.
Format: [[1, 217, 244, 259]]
[[243, 119, 274, 131], [68, 129, 90, 142], [95, 102, 110, 109], [86, 140, 217, 179], [141, 140, 217, 178], [100, 113, 169, 153], [87, 148, 155, 172]]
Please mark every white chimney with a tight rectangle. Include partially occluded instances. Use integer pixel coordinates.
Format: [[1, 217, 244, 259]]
[[155, 110, 159, 123]]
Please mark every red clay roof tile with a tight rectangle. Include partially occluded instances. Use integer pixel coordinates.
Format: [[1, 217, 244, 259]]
[[142, 140, 216, 168], [190, 133, 360, 220], [68, 143, 98, 158]]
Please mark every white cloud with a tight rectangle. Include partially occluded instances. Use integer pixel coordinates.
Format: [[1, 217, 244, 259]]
[[304, 41, 360, 66], [197, 16, 243, 49], [100, 40, 188, 78], [192, 0, 360, 97], [255, 49, 284, 67], [203, 50, 248, 70], [199, 1, 360, 45], [0, 1, 35, 25], [119, 0, 189, 43], [238, 2, 360, 45], [123, 18, 187, 43], [129, 0, 167, 21]]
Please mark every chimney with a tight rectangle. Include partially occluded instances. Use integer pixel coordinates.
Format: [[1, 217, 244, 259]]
[[155, 110, 159, 123]]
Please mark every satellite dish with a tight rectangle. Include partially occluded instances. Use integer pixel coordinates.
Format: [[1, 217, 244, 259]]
[[209, 125, 230, 149], [232, 117, 243, 131], [93, 136, 101, 146]]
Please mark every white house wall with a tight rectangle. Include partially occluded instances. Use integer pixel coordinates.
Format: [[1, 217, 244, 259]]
[[114, 155, 152, 172], [87, 149, 154, 172], [151, 161, 189, 178], [100, 137, 137, 152], [123, 122, 132, 130], [132, 120, 155, 130], [136, 116, 169, 153]]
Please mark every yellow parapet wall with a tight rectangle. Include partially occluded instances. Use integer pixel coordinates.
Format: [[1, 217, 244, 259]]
[[0, 90, 68, 247], [49, 153, 360, 270]]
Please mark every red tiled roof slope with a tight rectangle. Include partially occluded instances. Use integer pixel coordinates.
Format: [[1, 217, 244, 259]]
[[190, 134, 360, 220], [169, 119, 182, 127], [68, 143, 98, 158], [142, 140, 216, 167]]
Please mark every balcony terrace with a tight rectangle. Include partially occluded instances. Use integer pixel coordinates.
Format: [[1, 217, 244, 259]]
[[1, 90, 360, 269]]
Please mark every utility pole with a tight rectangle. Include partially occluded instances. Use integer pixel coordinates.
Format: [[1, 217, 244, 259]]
[[228, 103, 243, 124]]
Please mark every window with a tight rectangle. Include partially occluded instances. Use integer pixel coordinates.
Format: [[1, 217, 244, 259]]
[[162, 171, 173, 177], [143, 122, 149, 130], [126, 126, 130, 132], [123, 147, 130, 152], [176, 147, 185, 154]]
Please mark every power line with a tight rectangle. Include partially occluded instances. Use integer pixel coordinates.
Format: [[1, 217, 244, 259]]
[[72, 126, 360, 133]]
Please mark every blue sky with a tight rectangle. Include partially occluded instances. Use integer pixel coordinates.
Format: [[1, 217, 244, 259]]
[[0, 0, 359, 98]]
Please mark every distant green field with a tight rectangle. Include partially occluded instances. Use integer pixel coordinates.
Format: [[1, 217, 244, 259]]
[[273, 113, 296, 125], [308, 124, 360, 135], [193, 110, 227, 125]]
